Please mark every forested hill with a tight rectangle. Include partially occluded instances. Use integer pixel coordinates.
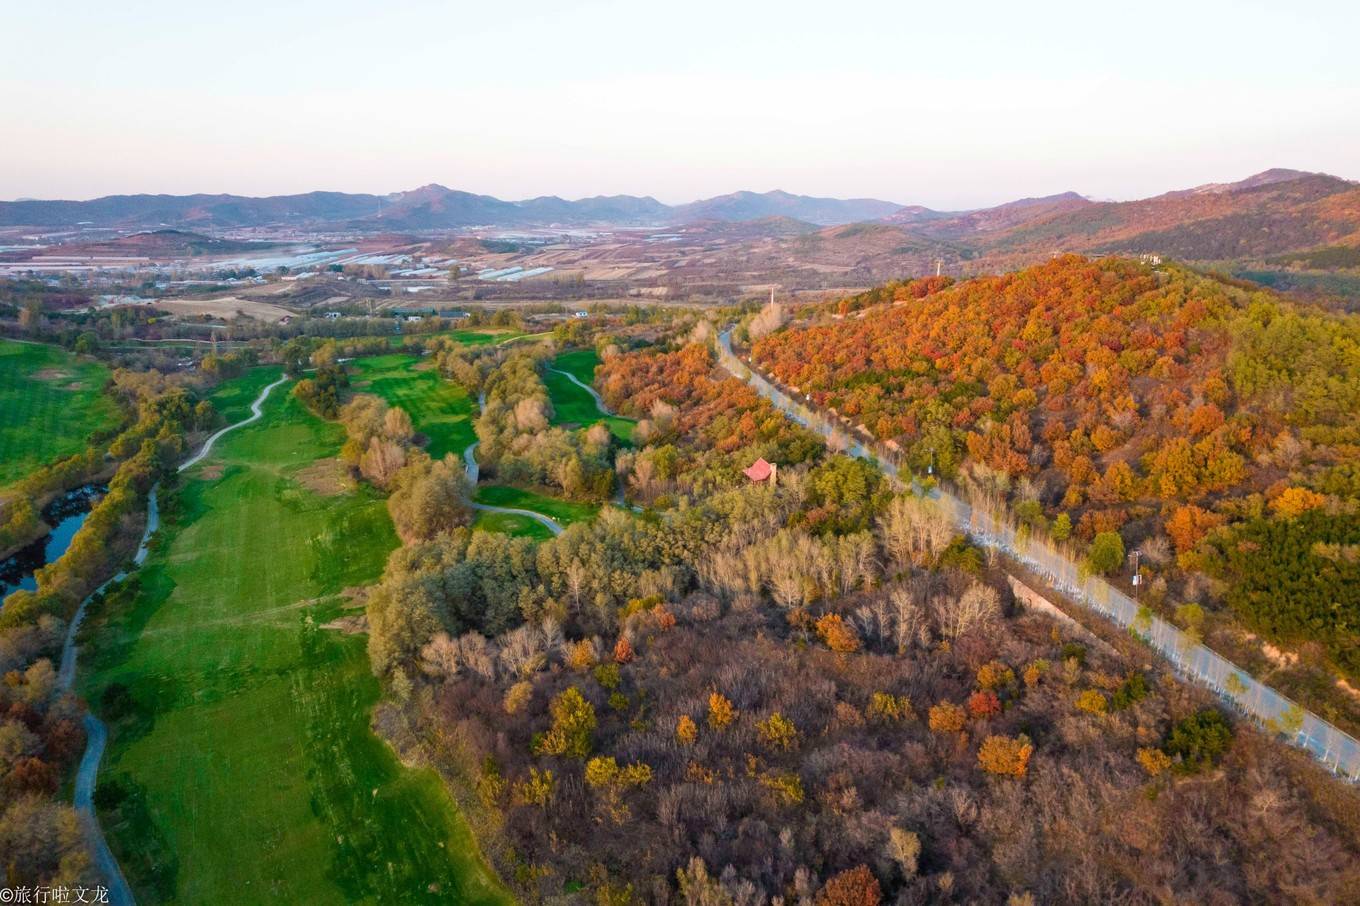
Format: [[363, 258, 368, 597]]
[[752, 255, 1360, 683]]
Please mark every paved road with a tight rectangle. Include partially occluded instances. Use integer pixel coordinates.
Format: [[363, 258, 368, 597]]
[[462, 442, 565, 536], [717, 328, 1360, 781], [74, 713, 133, 906], [549, 366, 609, 412], [178, 374, 288, 473], [59, 374, 289, 905]]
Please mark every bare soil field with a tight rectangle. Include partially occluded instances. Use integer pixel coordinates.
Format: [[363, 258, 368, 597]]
[[152, 296, 294, 322]]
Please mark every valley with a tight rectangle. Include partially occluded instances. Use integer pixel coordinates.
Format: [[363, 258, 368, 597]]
[[5, 179, 1360, 906]]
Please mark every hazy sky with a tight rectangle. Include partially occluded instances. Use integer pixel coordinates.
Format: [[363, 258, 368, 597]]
[[5, 0, 1358, 208]]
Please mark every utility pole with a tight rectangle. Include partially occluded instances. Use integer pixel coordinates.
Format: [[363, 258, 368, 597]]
[[1131, 550, 1142, 598]]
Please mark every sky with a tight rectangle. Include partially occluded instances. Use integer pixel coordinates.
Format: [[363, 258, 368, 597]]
[[5, 0, 1358, 209]]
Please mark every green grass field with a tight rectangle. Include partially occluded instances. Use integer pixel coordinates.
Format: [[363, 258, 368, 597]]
[[474, 485, 599, 525], [388, 328, 509, 349], [80, 378, 508, 906], [0, 339, 120, 485], [545, 350, 634, 443], [552, 348, 601, 385], [471, 509, 555, 541], [204, 365, 283, 424], [347, 354, 477, 459]]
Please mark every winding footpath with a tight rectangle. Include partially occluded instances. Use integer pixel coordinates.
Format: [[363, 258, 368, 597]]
[[548, 365, 634, 509], [462, 441, 565, 536], [717, 329, 1360, 781], [59, 374, 289, 906], [461, 390, 566, 536], [178, 375, 289, 473], [548, 366, 608, 411]]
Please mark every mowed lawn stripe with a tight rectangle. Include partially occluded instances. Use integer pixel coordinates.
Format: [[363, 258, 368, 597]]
[[543, 366, 635, 443], [0, 338, 120, 485], [474, 484, 599, 525], [81, 384, 508, 905], [348, 354, 477, 459]]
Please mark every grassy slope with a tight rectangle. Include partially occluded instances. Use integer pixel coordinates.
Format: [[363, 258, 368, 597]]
[[347, 354, 477, 459], [387, 329, 507, 349], [471, 509, 555, 541], [204, 365, 283, 424], [474, 485, 599, 525], [546, 349, 635, 443], [0, 339, 120, 485], [79, 378, 507, 906], [552, 348, 600, 385]]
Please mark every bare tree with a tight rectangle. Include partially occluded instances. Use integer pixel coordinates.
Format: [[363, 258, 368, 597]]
[[878, 494, 955, 570], [564, 559, 589, 611], [936, 582, 1000, 640], [500, 620, 546, 677]]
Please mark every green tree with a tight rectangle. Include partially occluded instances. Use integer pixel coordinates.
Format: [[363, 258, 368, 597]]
[[535, 686, 597, 758], [1165, 709, 1233, 774], [1086, 531, 1125, 575]]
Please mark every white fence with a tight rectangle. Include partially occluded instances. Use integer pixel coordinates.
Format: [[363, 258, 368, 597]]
[[717, 330, 1360, 780]]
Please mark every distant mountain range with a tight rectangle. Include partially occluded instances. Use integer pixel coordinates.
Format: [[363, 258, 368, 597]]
[[931, 169, 1360, 263], [0, 185, 905, 231], [3, 170, 1356, 268]]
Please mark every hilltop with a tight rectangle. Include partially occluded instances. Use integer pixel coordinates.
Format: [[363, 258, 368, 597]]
[[751, 254, 1360, 700]]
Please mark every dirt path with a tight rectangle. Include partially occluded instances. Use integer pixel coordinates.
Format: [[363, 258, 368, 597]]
[[60, 374, 288, 905]]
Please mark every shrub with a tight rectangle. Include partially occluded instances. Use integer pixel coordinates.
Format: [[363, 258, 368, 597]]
[[1059, 643, 1087, 666], [967, 690, 1002, 719], [757, 712, 799, 750], [1136, 747, 1173, 777], [816, 613, 862, 653], [978, 735, 1033, 777], [928, 701, 967, 733], [675, 715, 698, 746], [593, 663, 621, 690], [977, 660, 1015, 690], [584, 756, 652, 789], [1022, 659, 1050, 687], [533, 687, 597, 759], [707, 692, 736, 729], [816, 865, 882, 906], [503, 681, 533, 715], [868, 692, 912, 723], [513, 767, 554, 807], [1110, 672, 1149, 710], [758, 770, 805, 805], [1075, 690, 1108, 715], [1086, 531, 1126, 575], [1165, 709, 1233, 774], [652, 604, 677, 630]]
